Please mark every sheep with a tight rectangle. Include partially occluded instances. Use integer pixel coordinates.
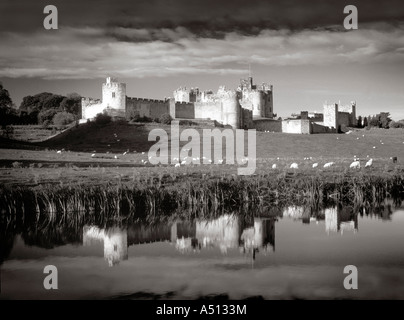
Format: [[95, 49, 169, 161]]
[[350, 160, 360, 169], [324, 162, 334, 168], [290, 163, 298, 169], [365, 159, 373, 167], [181, 160, 187, 165], [312, 163, 318, 168], [272, 164, 277, 169], [218, 159, 224, 165], [175, 163, 180, 168], [91, 153, 96, 157]]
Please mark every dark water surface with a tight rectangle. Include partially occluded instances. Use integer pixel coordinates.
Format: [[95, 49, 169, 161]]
[[1, 202, 404, 300]]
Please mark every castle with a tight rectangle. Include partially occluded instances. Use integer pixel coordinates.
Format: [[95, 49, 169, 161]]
[[81, 77, 356, 134], [81, 76, 274, 129]]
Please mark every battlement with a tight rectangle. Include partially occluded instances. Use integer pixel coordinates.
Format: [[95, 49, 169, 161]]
[[127, 97, 167, 103]]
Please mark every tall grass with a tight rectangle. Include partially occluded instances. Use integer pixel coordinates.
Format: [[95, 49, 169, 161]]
[[1, 172, 403, 227]]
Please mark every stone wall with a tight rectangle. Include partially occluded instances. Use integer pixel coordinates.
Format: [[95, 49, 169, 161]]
[[126, 97, 169, 120], [175, 101, 195, 119], [311, 122, 336, 133], [282, 119, 311, 134], [194, 101, 223, 123], [337, 112, 351, 129], [254, 119, 282, 132], [81, 98, 103, 119], [338, 102, 356, 126]]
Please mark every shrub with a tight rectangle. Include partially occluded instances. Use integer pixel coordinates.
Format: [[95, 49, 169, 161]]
[[94, 111, 111, 125], [53, 112, 75, 128], [159, 113, 172, 125], [389, 121, 404, 128]]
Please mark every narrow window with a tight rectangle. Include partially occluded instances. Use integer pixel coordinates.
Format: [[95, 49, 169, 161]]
[[112, 92, 115, 98]]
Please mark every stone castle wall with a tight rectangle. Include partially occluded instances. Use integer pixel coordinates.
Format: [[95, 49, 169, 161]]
[[126, 97, 169, 120], [282, 119, 311, 134], [254, 119, 282, 132]]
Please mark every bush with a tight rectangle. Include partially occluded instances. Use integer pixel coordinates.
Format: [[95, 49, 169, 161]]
[[159, 113, 172, 125], [389, 121, 404, 128], [53, 112, 76, 128], [94, 111, 111, 125]]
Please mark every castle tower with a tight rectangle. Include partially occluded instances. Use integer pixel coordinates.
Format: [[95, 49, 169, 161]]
[[250, 91, 264, 118], [83, 225, 128, 267], [195, 215, 240, 251], [103, 227, 128, 267], [219, 88, 241, 129], [102, 77, 126, 115], [323, 103, 338, 129], [253, 218, 275, 252]]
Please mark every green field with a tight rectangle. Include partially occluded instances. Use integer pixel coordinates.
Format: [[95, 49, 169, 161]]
[[0, 122, 403, 187]]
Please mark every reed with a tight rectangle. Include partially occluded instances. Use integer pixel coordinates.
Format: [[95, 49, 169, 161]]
[[0, 172, 403, 228]]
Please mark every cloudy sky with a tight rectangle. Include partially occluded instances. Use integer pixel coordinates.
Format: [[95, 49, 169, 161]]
[[1, 0, 404, 119]]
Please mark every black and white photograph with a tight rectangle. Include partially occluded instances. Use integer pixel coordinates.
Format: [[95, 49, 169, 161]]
[[1, 0, 404, 306]]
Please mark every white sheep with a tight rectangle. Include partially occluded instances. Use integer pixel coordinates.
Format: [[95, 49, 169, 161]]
[[272, 164, 277, 169], [290, 163, 298, 169], [312, 163, 318, 168], [175, 163, 180, 168], [324, 162, 334, 168], [365, 159, 373, 167], [350, 160, 360, 169]]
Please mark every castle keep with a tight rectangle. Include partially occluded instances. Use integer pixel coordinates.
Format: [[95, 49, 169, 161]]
[[81, 77, 356, 134]]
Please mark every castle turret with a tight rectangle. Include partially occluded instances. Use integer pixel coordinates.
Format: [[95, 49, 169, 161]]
[[219, 88, 241, 129], [102, 77, 126, 116]]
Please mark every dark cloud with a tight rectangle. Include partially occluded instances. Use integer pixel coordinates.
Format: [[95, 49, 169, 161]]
[[2, 0, 404, 39]]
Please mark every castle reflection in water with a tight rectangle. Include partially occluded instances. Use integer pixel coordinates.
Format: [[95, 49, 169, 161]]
[[83, 215, 276, 267], [82, 202, 372, 267]]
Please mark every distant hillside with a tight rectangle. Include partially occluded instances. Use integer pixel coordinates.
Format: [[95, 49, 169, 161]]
[[38, 122, 165, 153]]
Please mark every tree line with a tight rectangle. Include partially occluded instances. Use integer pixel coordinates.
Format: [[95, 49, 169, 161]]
[[0, 82, 81, 129], [357, 113, 404, 129]]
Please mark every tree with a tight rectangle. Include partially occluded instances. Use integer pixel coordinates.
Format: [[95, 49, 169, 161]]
[[389, 120, 404, 128], [53, 111, 75, 128], [368, 115, 380, 127], [0, 82, 14, 128], [357, 116, 362, 128], [379, 112, 392, 129], [60, 93, 81, 115], [38, 108, 59, 124], [363, 117, 368, 128]]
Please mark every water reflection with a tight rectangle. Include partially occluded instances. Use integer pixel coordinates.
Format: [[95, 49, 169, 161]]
[[283, 205, 359, 235], [0, 201, 397, 268], [81, 215, 276, 266], [83, 226, 128, 266]]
